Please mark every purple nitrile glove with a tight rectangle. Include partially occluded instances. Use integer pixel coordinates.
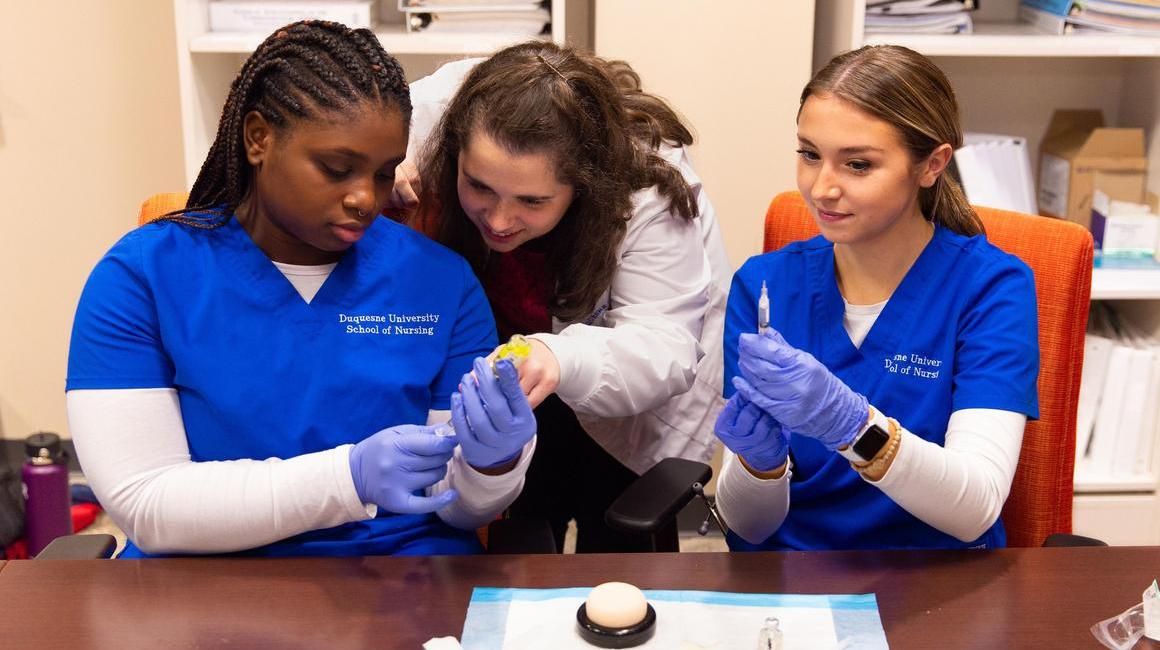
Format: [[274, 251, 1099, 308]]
[[451, 357, 537, 470], [735, 329, 868, 451], [713, 389, 790, 472], [348, 424, 460, 514]]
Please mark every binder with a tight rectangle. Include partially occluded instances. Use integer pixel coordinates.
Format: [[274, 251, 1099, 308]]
[[1021, 0, 1075, 13], [1076, 333, 1115, 465], [954, 133, 1037, 215], [1020, 0, 1160, 34], [1088, 343, 1132, 475], [1136, 349, 1160, 476], [1110, 347, 1154, 475]]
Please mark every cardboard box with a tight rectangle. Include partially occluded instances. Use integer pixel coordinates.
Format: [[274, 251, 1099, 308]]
[[1036, 110, 1147, 229]]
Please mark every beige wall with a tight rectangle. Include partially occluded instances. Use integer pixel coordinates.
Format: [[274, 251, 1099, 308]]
[[0, 2, 186, 439], [593, 1, 816, 269]]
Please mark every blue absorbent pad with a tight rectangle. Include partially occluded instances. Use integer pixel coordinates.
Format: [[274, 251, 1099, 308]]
[[461, 586, 889, 649]]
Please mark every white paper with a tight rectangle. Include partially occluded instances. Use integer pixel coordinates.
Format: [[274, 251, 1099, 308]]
[[500, 596, 838, 650], [462, 588, 888, 650]]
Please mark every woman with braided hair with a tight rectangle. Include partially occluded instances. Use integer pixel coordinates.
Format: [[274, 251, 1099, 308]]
[[65, 21, 536, 557], [398, 42, 730, 553]]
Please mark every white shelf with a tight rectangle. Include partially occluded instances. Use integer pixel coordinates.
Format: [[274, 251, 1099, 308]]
[[190, 23, 549, 55], [863, 21, 1160, 57], [174, 0, 576, 183], [1091, 268, 1160, 300], [1074, 472, 1159, 493]]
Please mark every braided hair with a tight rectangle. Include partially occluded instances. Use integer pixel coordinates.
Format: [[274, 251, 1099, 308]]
[[167, 20, 410, 227]]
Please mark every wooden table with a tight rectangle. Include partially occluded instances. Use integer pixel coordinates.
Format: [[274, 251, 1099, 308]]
[[0, 547, 1157, 648]]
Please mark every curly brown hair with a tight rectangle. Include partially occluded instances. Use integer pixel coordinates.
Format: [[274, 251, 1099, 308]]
[[418, 41, 698, 322]]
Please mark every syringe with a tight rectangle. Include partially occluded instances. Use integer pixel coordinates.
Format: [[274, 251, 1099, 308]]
[[758, 281, 770, 335]]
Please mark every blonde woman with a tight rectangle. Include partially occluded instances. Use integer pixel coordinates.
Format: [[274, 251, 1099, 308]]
[[714, 45, 1038, 551]]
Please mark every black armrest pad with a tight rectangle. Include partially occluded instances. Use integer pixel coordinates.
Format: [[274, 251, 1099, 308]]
[[1042, 532, 1108, 547], [486, 517, 558, 554], [605, 458, 712, 534], [34, 534, 117, 559]]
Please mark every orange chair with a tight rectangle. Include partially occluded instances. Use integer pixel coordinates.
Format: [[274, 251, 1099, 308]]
[[138, 192, 189, 226], [763, 191, 1093, 548], [136, 193, 416, 228]]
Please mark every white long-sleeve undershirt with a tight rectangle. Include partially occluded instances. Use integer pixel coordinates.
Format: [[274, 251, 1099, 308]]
[[716, 408, 1025, 544], [715, 296, 1026, 546], [67, 389, 530, 554]]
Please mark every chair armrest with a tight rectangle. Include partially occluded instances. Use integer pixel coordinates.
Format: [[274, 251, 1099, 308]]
[[604, 458, 712, 535], [1042, 533, 1108, 547], [486, 517, 558, 554], [34, 534, 117, 559]]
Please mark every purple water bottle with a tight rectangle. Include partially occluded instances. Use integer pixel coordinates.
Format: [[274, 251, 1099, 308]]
[[22, 432, 72, 556]]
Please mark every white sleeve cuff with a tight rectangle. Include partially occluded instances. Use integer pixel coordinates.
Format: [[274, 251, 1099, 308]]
[[335, 444, 378, 519], [714, 450, 791, 545], [434, 436, 537, 530], [527, 332, 602, 406], [865, 409, 1025, 542]]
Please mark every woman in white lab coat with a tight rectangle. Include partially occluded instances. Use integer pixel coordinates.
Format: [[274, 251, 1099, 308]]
[[398, 42, 730, 552]]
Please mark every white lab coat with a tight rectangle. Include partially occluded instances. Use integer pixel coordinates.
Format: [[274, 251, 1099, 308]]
[[407, 60, 729, 475]]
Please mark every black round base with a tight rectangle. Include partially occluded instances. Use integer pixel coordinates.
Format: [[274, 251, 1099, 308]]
[[575, 603, 657, 648]]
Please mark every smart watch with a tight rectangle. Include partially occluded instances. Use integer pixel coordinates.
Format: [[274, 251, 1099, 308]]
[[838, 408, 892, 462]]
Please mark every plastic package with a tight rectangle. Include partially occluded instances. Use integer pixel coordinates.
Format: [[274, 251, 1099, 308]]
[[1091, 602, 1146, 650], [434, 335, 533, 439], [493, 334, 532, 372]]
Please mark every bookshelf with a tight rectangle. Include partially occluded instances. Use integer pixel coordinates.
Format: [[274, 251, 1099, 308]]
[[188, 24, 560, 55], [1091, 269, 1160, 300], [814, 0, 1160, 545], [173, 0, 582, 185], [818, 0, 1160, 59], [865, 22, 1160, 58]]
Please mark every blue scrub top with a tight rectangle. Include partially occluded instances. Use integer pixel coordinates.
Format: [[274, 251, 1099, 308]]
[[723, 225, 1039, 551], [67, 214, 498, 557]]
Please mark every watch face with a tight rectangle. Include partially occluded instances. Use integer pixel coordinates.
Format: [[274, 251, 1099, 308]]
[[852, 424, 891, 461]]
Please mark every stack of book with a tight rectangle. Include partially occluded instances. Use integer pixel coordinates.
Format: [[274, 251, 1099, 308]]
[[1020, 0, 1160, 36], [399, 0, 550, 35], [209, 0, 377, 32], [1077, 304, 1160, 483], [864, 0, 978, 35]]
